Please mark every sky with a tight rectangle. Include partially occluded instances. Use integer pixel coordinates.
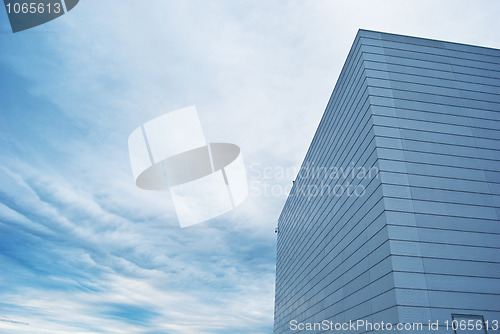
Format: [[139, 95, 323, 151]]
[[1, 1, 500, 333]]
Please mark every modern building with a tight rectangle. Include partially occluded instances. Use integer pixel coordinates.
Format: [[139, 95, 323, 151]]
[[274, 30, 500, 334]]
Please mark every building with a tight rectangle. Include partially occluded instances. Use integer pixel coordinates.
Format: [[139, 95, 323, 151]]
[[274, 30, 500, 333]]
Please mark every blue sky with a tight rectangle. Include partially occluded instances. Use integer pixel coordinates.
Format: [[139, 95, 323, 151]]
[[1, 1, 500, 333]]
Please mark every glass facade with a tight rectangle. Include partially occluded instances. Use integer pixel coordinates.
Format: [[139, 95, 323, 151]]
[[274, 30, 500, 334]]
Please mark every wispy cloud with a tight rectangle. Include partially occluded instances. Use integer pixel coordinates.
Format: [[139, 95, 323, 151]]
[[0, 161, 275, 333]]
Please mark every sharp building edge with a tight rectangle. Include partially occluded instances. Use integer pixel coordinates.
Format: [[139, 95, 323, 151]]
[[274, 30, 500, 334]]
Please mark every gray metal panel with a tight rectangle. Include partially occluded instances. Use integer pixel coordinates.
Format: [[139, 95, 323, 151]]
[[274, 30, 500, 334]]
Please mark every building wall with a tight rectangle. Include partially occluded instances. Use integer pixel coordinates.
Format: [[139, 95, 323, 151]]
[[274, 30, 500, 334], [364, 30, 500, 332]]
